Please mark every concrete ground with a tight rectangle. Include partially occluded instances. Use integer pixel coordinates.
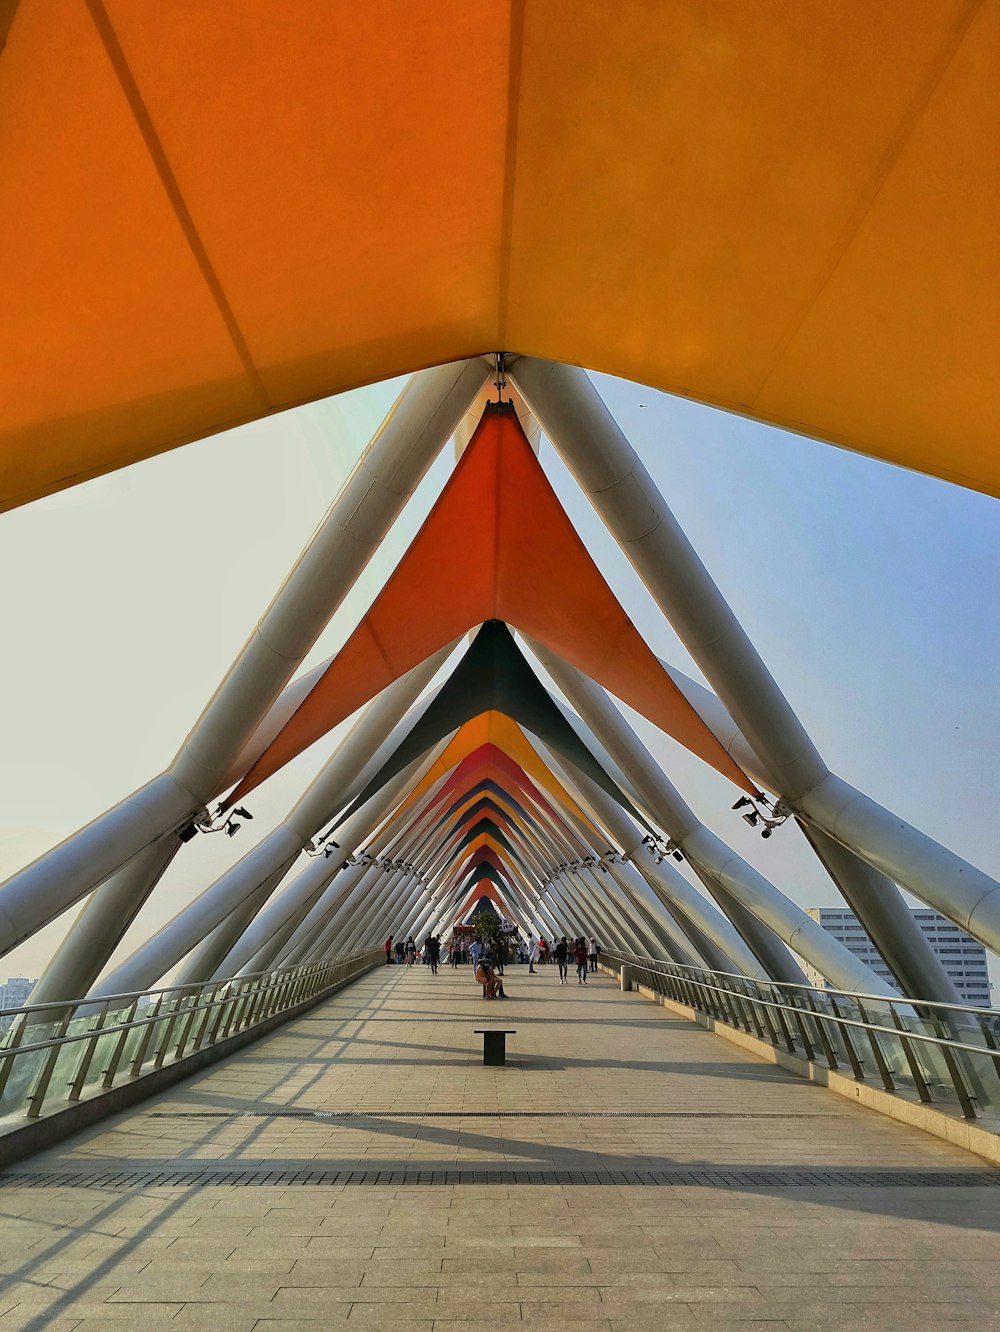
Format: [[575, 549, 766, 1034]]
[[1, 962, 999, 1330]]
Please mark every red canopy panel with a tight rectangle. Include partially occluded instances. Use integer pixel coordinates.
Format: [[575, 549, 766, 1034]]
[[227, 402, 755, 805]]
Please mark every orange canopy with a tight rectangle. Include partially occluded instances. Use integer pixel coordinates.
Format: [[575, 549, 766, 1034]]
[[396, 721, 597, 835], [2, 2, 997, 509], [228, 404, 754, 804]]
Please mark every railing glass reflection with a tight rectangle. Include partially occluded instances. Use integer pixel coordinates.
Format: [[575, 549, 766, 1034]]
[[602, 949, 1000, 1121]]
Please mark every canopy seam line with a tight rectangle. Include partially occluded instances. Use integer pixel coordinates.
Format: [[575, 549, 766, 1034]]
[[85, 0, 271, 410], [496, 0, 527, 347], [749, 0, 985, 409]]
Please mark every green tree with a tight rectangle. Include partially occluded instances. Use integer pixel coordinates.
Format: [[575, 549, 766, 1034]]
[[471, 908, 508, 964]]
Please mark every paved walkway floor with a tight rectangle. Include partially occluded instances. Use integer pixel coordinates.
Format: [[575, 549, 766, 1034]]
[[1, 963, 999, 1330]]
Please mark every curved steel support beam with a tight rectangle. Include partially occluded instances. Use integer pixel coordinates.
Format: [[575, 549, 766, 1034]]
[[511, 358, 1000, 962]]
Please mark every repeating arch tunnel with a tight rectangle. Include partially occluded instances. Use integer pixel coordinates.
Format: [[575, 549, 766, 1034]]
[[0, 1, 998, 1033]]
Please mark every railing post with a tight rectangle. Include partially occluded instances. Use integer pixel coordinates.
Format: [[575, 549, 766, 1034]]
[[975, 1013, 1000, 1088], [127, 994, 166, 1076], [227, 976, 261, 1035], [804, 993, 839, 1069], [67, 1002, 113, 1099], [100, 999, 139, 1088], [830, 995, 866, 1080], [738, 981, 766, 1039], [0, 1013, 28, 1103], [202, 988, 232, 1049], [718, 983, 744, 1032], [24, 1010, 74, 1118], [789, 998, 816, 1061], [770, 987, 797, 1054], [885, 1005, 933, 1101], [855, 1001, 896, 1093], [930, 1013, 978, 1119], [151, 994, 185, 1068], [190, 985, 219, 1051], [171, 995, 203, 1061]]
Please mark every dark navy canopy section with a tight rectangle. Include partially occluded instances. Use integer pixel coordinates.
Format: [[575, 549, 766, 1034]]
[[332, 621, 648, 831]]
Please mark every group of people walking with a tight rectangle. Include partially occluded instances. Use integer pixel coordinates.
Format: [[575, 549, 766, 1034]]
[[529, 935, 599, 983], [382, 933, 442, 972]]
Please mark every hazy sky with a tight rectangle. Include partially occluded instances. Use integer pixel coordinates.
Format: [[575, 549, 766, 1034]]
[[1, 366, 998, 987]]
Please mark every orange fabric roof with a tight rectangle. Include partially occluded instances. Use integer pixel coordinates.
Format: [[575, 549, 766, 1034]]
[[1, 2, 997, 508], [404, 761, 576, 869], [227, 405, 755, 803], [372, 721, 600, 840]]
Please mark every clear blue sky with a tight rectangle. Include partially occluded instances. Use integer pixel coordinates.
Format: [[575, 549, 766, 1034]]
[[1, 367, 997, 987]]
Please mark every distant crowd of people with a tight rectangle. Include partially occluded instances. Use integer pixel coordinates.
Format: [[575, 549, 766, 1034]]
[[382, 930, 601, 999]]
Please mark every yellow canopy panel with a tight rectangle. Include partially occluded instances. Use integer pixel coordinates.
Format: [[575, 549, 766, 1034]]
[[1, 0, 997, 510]]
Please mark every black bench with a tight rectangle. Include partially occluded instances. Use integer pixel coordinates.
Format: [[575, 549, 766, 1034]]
[[473, 1028, 516, 1066]]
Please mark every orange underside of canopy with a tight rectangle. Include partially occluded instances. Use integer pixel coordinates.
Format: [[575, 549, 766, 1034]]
[[438, 795, 537, 852], [450, 832, 511, 866], [2, 2, 997, 510], [439, 807, 521, 857], [229, 406, 754, 805], [395, 724, 598, 841], [454, 847, 517, 891], [416, 778, 563, 875]]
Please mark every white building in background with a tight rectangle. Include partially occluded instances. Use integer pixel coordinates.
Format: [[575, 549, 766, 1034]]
[[0, 976, 37, 1029], [803, 909, 991, 1007], [0, 977, 35, 1009]]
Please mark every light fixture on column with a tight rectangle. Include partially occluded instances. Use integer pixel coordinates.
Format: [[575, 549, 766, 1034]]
[[196, 803, 255, 839], [734, 793, 791, 838], [305, 831, 343, 859], [642, 832, 675, 864]]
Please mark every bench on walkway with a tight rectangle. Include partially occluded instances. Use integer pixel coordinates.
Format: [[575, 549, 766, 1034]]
[[474, 1027, 516, 1066]]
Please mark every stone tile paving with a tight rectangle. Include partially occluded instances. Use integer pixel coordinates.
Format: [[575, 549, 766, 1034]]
[[0, 963, 998, 1328]]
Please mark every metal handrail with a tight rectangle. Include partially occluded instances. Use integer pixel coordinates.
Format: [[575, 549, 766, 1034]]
[[0, 957, 345, 1022], [604, 949, 1000, 1122], [0, 949, 381, 1127], [606, 954, 1000, 1020]]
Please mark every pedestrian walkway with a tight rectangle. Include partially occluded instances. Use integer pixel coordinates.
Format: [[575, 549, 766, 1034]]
[[1, 964, 999, 1329]]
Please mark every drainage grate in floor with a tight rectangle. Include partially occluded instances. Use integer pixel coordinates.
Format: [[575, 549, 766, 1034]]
[[2, 1165, 998, 1190], [147, 1109, 838, 1121]]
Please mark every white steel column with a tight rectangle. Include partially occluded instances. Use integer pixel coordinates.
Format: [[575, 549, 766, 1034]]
[[215, 753, 426, 976], [535, 647, 896, 996], [93, 650, 450, 996], [8, 359, 489, 984], [534, 727, 768, 978], [277, 863, 382, 968], [177, 854, 301, 982], [659, 658, 963, 1004], [512, 358, 1000, 962]]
